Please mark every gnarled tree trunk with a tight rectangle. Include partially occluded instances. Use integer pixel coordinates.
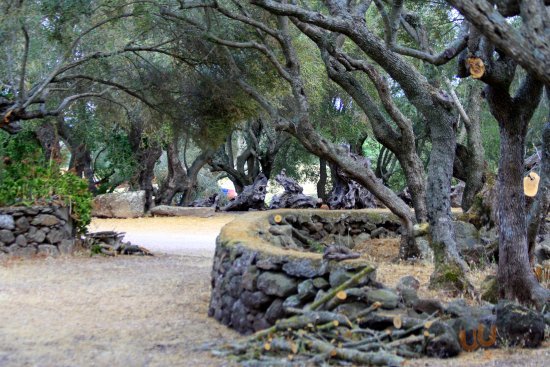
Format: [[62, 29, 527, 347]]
[[527, 121, 550, 263], [35, 122, 61, 163]]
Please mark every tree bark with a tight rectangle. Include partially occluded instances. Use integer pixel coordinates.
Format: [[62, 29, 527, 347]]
[[135, 145, 162, 211], [156, 139, 188, 205], [128, 122, 161, 212], [34, 122, 61, 163], [461, 83, 486, 211], [317, 158, 328, 201], [485, 73, 549, 306], [527, 121, 550, 263], [497, 117, 548, 306], [55, 116, 96, 193], [179, 148, 214, 206], [426, 117, 470, 291]]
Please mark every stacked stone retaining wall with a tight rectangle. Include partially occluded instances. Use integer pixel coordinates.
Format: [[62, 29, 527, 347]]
[[0, 205, 75, 258], [208, 209, 398, 334]]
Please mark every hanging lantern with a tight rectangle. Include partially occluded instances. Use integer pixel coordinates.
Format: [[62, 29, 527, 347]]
[[524, 171, 540, 197]]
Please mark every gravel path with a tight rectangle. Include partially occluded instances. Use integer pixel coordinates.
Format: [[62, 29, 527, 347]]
[[0, 214, 547, 367]]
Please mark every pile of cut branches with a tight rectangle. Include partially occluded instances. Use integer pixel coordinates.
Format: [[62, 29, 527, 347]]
[[207, 268, 441, 366], [84, 231, 153, 256]]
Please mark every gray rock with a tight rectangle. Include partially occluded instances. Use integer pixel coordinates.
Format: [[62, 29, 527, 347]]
[[496, 301, 545, 348], [0, 230, 15, 244], [26, 227, 46, 243], [230, 300, 251, 334], [37, 244, 60, 257], [227, 275, 243, 298], [53, 207, 70, 222], [257, 272, 298, 297], [241, 266, 259, 291], [329, 268, 372, 288], [283, 295, 302, 309], [0, 215, 14, 230], [400, 288, 419, 307], [353, 232, 371, 246], [265, 299, 285, 323], [92, 191, 146, 218], [366, 289, 399, 309], [256, 258, 282, 271], [453, 221, 479, 250], [15, 235, 27, 247], [445, 299, 471, 317], [8, 245, 36, 258], [31, 214, 59, 226], [426, 325, 461, 358], [23, 207, 38, 215], [46, 229, 65, 244], [413, 298, 444, 315], [58, 239, 75, 255], [253, 316, 271, 332], [396, 275, 420, 291], [150, 205, 215, 218], [15, 216, 29, 231], [312, 277, 330, 290], [370, 227, 386, 238], [297, 279, 316, 301], [240, 291, 271, 309], [282, 258, 327, 278]]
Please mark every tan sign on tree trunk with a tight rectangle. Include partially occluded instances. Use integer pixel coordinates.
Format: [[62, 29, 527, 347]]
[[524, 172, 540, 197], [467, 57, 485, 79]]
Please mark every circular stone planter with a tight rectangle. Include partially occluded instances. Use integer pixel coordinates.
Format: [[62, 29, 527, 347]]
[[208, 209, 403, 334]]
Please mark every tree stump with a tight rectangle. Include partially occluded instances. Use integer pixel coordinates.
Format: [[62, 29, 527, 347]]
[[221, 173, 268, 211], [327, 152, 377, 209], [269, 169, 318, 209]]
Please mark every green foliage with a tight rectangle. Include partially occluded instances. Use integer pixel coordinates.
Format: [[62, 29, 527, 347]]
[[0, 131, 92, 233]]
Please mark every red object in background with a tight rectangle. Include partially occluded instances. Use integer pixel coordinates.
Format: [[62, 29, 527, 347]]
[[221, 188, 237, 199]]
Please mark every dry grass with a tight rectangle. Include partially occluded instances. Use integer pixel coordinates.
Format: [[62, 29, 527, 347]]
[[356, 238, 493, 304]]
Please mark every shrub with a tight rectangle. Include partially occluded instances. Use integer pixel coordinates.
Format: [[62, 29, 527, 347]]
[[0, 132, 92, 233]]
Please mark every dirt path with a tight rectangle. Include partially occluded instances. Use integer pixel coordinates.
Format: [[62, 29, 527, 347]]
[[88, 214, 238, 256], [0, 215, 237, 367], [0, 214, 548, 366]]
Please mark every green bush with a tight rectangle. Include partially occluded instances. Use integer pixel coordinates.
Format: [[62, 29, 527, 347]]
[[0, 132, 92, 233]]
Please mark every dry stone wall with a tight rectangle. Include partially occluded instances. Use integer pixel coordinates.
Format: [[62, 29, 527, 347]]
[[0, 205, 75, 258], [208, 210, 388, 334]]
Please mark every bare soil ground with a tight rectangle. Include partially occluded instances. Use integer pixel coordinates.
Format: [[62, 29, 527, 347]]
[[0, 214, 548, 367]]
